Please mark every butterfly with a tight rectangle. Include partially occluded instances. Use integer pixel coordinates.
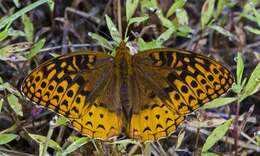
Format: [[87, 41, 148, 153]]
[[21, 41, 234, 142]]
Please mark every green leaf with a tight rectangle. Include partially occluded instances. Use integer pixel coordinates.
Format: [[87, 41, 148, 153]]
[[126, 0, 139, 21], [0, 98, 3, 112], [48, 0, 55, 12], [156, 28, 175, 46], [215, 0, 226, 19], [54, 116, 69, 127], [256, 132, 260, 146], [166, 0, 186, 17], [7, 94, 23, 116], [252, 3, 260, 27], [29, 134, 62, 151], [22, 14, 34, 42], [202, 119, 233, 153], [39, 144, 51, 156], [177, 25, 193, 37], [111, 139, 140, 151], [105, 15, 121, 43], [1, 82, 22, 97], [209, 25, 237, 40], [0, 134, 18, 144], [140, 0, 157, 13], [244, 26, 260, 35], [88, 32, 113, 51], [202, 152, 219, 156], [240, 63, 260, 101], [8, 28, 26, 37], [236, 53, 244, 85], [26, 38, 46, 59], [156, 11, 174, 28], [0, 0, 49, 29], [241, 3, 256, 22], [61, 137, 89, 156], [0, 22, 12, 41], [0, 76, 3, 84], [128, 16, 149, 26], [201, 0, 215, 29], [137, 38, 160, 51], [203, 97, 237, 109], [67, 136, 81, 142], [176, 9, 188, 25], [125, 16, 149, 39]]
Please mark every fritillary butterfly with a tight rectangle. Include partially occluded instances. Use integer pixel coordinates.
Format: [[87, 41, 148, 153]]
[[21, 42, 234, 142]]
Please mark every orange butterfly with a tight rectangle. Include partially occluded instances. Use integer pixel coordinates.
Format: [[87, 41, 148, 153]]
[[21, 42, 233, 142]]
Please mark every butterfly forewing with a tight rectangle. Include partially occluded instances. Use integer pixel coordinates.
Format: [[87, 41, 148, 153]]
[[21, 52, 123, 140]]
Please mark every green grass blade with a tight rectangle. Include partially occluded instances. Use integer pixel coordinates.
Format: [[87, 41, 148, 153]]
[[203, 97, 237, 109], [200, 0, 215, 29], [88, 32, 113, 51], [105, 15, 122, 43], [22, 14, 34, 42], [26, 38, 46, 59], [7, 94, 23, 116], [166, 0, 186, 17], [0, 134, 18, 145], [240, 63, 260, 101], [29, 134, 62, 151], [236, 53, 244, 85], [61, 137, 90, 156], [126, 0, 139, 21], [0, 0, 49, 29]]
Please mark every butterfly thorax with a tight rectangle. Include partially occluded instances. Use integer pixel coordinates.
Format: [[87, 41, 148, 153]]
[[114, 42, 133, 74], [114, 42, 133, 121]]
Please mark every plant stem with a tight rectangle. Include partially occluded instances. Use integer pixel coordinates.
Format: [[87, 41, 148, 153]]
[[117, 0, 122, 39], [195, 128, 200, 149], [234, 95, 241, 156], [41, 123, 55, 156], [92, 140, 101, 156], [143, 142, 151, 156]]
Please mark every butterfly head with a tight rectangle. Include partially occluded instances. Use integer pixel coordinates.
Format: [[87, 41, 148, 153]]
[[114, 41, 132, 66]]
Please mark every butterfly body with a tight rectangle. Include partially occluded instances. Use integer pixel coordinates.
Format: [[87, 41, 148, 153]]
[[114, 42, 134, 120], [21, 42, 234, 142]]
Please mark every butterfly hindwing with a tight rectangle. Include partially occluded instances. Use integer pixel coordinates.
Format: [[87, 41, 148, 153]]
[[128, 73, 185, 141], [21, 52, 123, 140], [71, 75, 123, 139]]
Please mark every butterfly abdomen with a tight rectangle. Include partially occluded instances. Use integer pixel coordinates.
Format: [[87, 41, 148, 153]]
[[119, 58, 131, 120]]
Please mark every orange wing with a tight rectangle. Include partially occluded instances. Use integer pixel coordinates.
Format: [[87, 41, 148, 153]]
[[21, 52, 123, 140], [128, 49, 234, 142]]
